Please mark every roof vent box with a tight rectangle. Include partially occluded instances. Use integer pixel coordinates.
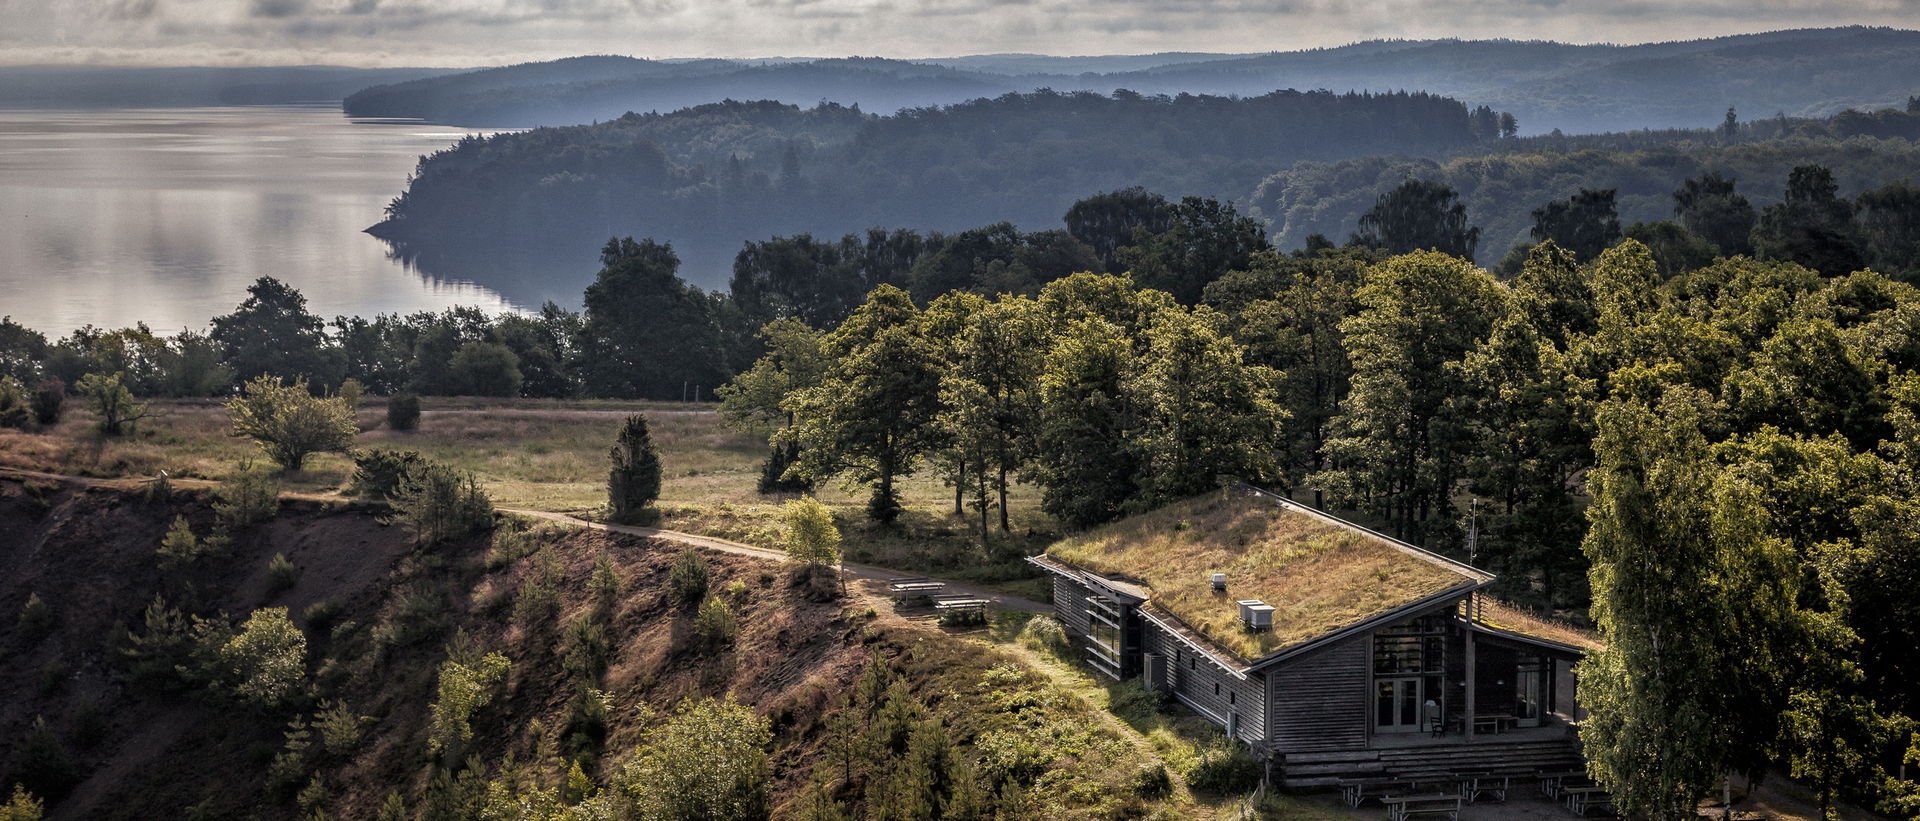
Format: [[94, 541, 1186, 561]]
[[1211, 573, 1227, 592], [1239, 600, 1275, 631]]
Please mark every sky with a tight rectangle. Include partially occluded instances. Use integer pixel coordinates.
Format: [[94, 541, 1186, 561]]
[[0, 0, 1916, 66]]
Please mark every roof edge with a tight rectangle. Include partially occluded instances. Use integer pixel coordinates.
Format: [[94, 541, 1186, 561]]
[[1245, 579, 1490, 671], [1236, 484, 1495, 583]]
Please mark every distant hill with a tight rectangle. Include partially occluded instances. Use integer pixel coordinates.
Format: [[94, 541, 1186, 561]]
[[340, 27, 1920, 132], [0, 65, 458, 109], [368, 89, 1480, 294]]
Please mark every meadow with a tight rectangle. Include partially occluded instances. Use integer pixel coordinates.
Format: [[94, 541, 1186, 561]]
[[0, 396, 1057, 597]]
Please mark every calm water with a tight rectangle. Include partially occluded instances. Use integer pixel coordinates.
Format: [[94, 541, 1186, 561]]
[[0, 106, 520, 336]]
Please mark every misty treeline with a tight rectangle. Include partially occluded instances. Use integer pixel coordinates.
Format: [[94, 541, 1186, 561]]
[[1256, 105, 1920, 262], [371, 88, 1494, 279]]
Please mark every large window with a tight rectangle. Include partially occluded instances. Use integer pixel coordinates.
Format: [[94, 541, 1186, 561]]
[[1086, 595, 1123, 678], [1373, 614, 1449, 733]]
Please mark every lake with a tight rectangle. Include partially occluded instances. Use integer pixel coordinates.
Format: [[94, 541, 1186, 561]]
[[0, 106, 527, 336]]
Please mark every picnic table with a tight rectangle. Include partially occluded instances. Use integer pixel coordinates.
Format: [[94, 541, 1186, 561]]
[[1456, 772, 1511, 803], [887, 577, 948, 596], [1342, 778, 1411, 808], [1381, 792, 1462, 821], [1562, 786, 1614, 817], [1537, 770, 1590, 799], [1472, 713, 1519, 734], [931, 594, 990, 612]]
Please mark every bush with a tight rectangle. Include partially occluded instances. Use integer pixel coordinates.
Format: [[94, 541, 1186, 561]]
[[608, 414, 662, 522], [0, 376, 29, 428], [153, 517, 208, 567], [17, 592, 53, 645], [29, 377, 63, 425], [605, 696, 770, 821], [302, 600, 340, 635], [562, 686, 612, 760], [694, 596, 738, 652], [1185, 736, 1263, 794], [117, 595, 197, 690], [781, 496, 841, 569], [1, 783, 45, 821], [669, 549, 709, 606], [77, 371, 149, 436], [589, 553, 622, 614], [392, 461, 494, 545], [386, 393, 421, 431], [212, 466, 281, 532], [1132, 761, 1174, 800], [11, 716, 77, 802], [348, 449, 424, 500], [428, 651, 511, 758], [939, 607, 988, 628], [1016, 615, 1069, 657], [448, 341, 523, 397], [562, 616, 610, 683], [512, 572, 561, 630], [218, 607, 308, 711], [227, 376, 358, 472], [757, 441, 812, 493], [315, 699, 371, 756], [267, 553, 298, 592]]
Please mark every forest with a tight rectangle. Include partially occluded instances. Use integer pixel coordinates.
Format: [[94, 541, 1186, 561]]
[[370, 88, 1488, 286], [338, 27, 1920, 133]]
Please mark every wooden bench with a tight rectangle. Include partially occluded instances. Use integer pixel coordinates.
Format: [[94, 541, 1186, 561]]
[[887, 577, 948, 596], [1562, 786, 1614, 817], [1341, 778, 1412, 808], [1381, 792, 1462, 821]]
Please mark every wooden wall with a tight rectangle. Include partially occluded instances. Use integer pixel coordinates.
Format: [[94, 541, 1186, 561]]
[[1051, 573, 1093, 639], [1264, 632, 1370, 752], [1146, 625, 1267, 745]]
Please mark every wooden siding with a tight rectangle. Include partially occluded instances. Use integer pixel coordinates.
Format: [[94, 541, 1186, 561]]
[[1146, 625, 1266, 745], [1264, 632, 1370, 752], [1052, 574, 1093, 639]]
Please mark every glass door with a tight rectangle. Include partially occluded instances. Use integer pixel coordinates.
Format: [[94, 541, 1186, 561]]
[[1375, 677, 1423, 733], [1515, 659, 1544, 727]]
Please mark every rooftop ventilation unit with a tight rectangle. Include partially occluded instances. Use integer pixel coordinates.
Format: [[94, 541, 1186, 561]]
[[1211, 573, 1227, 592], [1239, 600, 1275, 632]]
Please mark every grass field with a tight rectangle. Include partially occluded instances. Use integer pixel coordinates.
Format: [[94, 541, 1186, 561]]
[[0, 396, 1057, 596]]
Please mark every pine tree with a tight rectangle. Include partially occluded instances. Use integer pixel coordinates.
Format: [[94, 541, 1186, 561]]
[[608, 413, 662, 522]]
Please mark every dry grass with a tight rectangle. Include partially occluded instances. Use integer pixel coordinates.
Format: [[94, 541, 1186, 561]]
[[1476, 599, 1603, 651], [1047, 488, 1472, 660], [0, 397, 1059, 593]]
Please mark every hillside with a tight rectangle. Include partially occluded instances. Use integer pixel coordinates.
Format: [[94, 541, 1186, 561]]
[[0, 474, 1196, 819], [338, 28, 1920, 132], [369, 89, 1479, 290]]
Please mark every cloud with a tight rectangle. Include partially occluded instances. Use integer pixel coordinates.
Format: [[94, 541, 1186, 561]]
[[0, 0, 1912, 66]]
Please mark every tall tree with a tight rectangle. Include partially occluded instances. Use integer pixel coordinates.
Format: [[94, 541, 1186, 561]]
[[1531, 188, 1622, 263], [1673, 172, 1757, 256], [608, 413, 662, 521], [940, 297, 1046, 534], [787, 286, 943, 524], [1120, 197, 1270, 304], [1851, 179, 1920, 282], [1752, 165, 1865, 277], [1317, 251, 1503, 543], [1029, 316, 1140, 529], [1064, 187, 1174, 274], [575, 237, 727, 399], [1580, 388, 1745, 821], [1127, 307, 1284, 507], [209, 276, 334, 387], [1351, 180, 1480, 261]]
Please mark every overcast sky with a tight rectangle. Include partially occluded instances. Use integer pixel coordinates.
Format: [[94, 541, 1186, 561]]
[[1, 0, 1915, 66]]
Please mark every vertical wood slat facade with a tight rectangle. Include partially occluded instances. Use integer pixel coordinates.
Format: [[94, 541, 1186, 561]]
[[1144, 625, 1267, 745], [1264, 633, 1369, 752]]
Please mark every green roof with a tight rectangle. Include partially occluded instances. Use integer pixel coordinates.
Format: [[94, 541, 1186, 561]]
[[1046, 488, 1484, 661]]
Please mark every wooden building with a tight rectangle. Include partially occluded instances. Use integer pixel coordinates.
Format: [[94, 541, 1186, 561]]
[[1030, 486, 1598, 788]]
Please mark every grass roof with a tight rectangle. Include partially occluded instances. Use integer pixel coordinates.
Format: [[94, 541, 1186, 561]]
[[1475, 599, 1603, 653], [1046, 488, 1478, 661]]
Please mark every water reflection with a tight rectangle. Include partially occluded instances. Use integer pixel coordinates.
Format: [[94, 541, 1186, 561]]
[[0, 106, 530, 335]]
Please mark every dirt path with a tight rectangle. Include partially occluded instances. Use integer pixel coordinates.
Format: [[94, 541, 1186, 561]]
[[499, 507, 1052, 614]]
